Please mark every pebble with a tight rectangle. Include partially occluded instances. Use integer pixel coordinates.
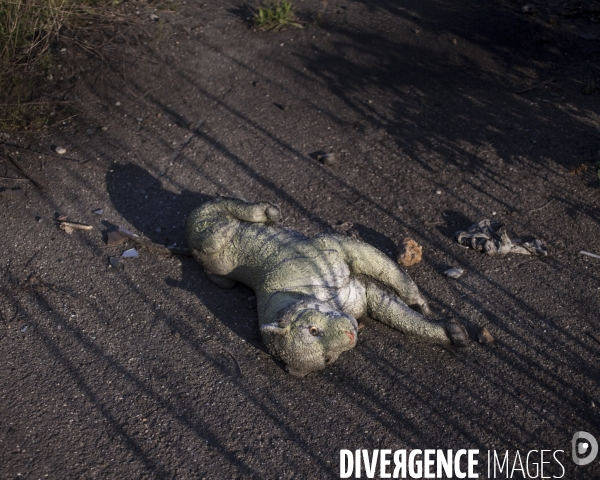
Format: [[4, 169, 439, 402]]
[[86, 129, 94, 135], [478, 327, 494, 344], [55, 146, 67, 155], [115, 101, 121, 106], [444, 267, 463, 279], [318, 153, 336, 166], [106, 231, 127, 246], [436, 190, 442, 195], [122, 248, 139, 258], [109, 257, 121, 268], [149, 13, 159, 21]]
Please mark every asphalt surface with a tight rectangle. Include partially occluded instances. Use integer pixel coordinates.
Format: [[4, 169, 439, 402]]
[[1, 0, 599, 478]]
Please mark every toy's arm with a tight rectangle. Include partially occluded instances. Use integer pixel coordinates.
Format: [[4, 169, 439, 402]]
[[318, 235, 431, 315]]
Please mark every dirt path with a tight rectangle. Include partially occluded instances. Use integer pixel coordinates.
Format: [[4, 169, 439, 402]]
[[1, 0, 599, 478]]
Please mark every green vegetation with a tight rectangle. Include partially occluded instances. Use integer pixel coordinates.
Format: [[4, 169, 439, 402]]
[[253, 1, 302, 32]]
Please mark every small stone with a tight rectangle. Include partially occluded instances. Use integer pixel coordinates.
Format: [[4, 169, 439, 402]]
[[137, 118, 144, 122], [521, 3, 536, 13], [155, 227, 162, 233], [436, 190, 442, 195], [478, 327, 494, 344], [55, 146, 67, 155], [397, 238, 423, 267], [122, 248, 138, 258], [115, 101, 121, 106], [444, 267, 463, 279], [592, 401, 596, 408], [86, 129, 94, 135], [149, 13, 159, 21], [109, 257, 121, 267], [106, 231, 127, 246], [318, 153, 336, 166], [92, 208, 104, 215], [101, 126, 108, 131]]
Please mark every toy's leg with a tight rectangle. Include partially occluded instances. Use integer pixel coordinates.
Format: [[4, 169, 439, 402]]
[[186, 197, 280, 255], [221, 197, 280, 224], [366, 282, 468, 346], [317, 235, 430, 315]]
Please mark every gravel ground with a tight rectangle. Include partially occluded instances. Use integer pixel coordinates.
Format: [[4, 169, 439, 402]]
[[1, 0, 599, 478]]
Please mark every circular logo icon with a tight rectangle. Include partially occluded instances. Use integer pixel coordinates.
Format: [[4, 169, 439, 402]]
[[572, 432, 598, 466]]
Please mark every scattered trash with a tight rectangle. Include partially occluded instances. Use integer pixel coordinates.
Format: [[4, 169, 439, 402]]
[[455, 219, 548, 256], [397, 238, 423, 267], [580, 251, 600, 260], [59, 221, 93, 234], [478, 327, 494, 344], [444, 267, 463, 279], [92, 208, 104, 215], [122, 248, 139, 258], [106, 231, 127, 246], [21, 325, 28, 333], [317, 152, 336, 166], [55, 147, 66, 155], [109, 257, 121, 268]]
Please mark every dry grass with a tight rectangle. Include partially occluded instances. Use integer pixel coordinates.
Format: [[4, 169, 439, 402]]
[[0, 0, 74, 71]]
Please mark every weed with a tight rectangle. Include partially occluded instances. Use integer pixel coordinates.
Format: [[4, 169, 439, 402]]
[[0, 0, 73, 71], [253, 1, 302, 31]]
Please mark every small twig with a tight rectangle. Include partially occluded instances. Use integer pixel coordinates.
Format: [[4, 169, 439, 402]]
[[0, 176, 30, 181], [527, 198, 554, 213], [580, 251, 600, 260], [1, 154, 45, 190], [424, 221, 444, 226], [60, 221, 93, 231], [587, 332, 600, 346], [0, 100, 83, 107], [224, 349, 243, 376], [516, 77, 556, 94]]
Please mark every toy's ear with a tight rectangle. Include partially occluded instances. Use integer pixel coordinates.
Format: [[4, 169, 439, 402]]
[[260, 322, 286, 335]]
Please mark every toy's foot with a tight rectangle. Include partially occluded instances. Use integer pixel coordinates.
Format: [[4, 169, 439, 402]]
[[265, 204, 281, 223], [446, 320, 469, 347]]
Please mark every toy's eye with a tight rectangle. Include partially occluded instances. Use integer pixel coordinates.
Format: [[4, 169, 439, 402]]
[[309, 326, 320, 336]]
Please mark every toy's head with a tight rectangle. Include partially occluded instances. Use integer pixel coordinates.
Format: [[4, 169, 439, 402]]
[[260, 300, 358, 377]]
